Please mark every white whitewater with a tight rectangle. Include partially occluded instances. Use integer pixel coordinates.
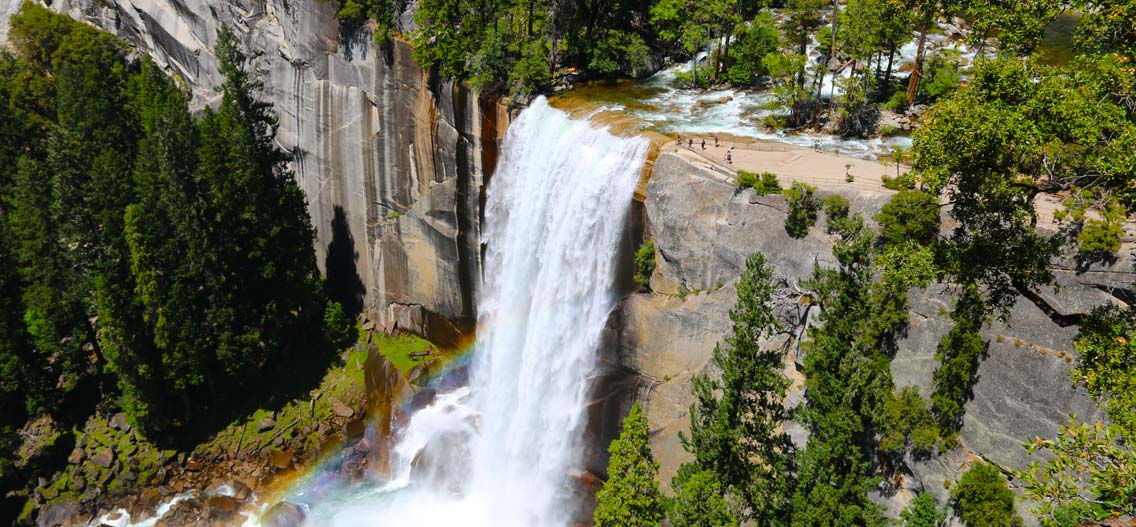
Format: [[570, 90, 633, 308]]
[[307, 96, 648, 526]]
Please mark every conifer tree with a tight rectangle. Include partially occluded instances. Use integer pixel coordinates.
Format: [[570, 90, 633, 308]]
[[681, 251, 795, 524], [594, 402, 665, 527]]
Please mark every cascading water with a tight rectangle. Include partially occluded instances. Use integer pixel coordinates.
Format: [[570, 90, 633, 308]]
[[303, 96, 648, 526]]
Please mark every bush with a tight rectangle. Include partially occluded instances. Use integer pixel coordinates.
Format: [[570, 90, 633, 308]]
[[879, 124, 903, 137], [901, 493, 947, 527], [323, 300, 358, 350], [823, 194, 850, 234], [952, 462, 1024, 527], [736, 170, 781, 195], [880, 387, 939, 459], [634, 240, 656, 290], [886, 89, 909, 113], [875, 189, 940, 248], [784, 182, 819, 238]]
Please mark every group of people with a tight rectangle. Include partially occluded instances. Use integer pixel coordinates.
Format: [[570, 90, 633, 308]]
[[676, 132, 732, 164]]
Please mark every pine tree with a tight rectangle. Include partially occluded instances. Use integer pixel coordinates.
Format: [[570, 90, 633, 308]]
[[681, 251, 796, 525], [668, 465, 739, 527], [594, 402, 665, 527]]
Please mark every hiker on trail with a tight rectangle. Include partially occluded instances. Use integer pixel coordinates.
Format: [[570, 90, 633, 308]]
[[701, 139, 706, 150], [688, 138, 693, 149], [714, 133, 720, 147], [676, 134, 682, 146], [726, 151, 732, 164], [814, 140, 821, 152]]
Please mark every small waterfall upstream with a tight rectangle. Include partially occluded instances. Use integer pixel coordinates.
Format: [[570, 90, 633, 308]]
[[307, 97, 648, 526]]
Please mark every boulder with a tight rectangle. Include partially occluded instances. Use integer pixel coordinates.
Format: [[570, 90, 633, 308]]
[[36, 498, 82, 527], [257, 417, 277, 433], [262, 502, 306, 527], [90, 448, 114, 469], [206, 495, 239, 518], [329, 396, 354, 418], [109, 413, 131, 433], [67, 448, 85, 465]]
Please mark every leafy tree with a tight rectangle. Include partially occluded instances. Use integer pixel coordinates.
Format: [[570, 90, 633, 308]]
[[913, 58, 1069, 315], [1072, 305, 1136, 433], [725, 13, 780, 87], [952, 462, 1024, 527], [589, 29, 650, 79], [874, 189, 940, 249], [682, 252, 795, 524], [594, 402, 665, 527], [901, 493, 946, 527], [667, 466, 740, 527], [784, 182, 819, 238], [635, 240, 656, 290], [1020, 304, 1136, 525], [823, 194, 850, 234]]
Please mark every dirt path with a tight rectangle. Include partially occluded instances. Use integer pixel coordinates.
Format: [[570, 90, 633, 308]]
[[663, 136, 908, 195]]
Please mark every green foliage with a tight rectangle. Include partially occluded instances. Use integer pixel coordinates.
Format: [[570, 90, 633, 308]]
[[634, 240, 656, 291], [931, 284, 988, 436], [725, 13, 780, 87], [1057, 190, 1127, 259], [793, 261, 889, 527], [589, 29, 650, 79], [917, 49, 962, 103], [823, 194, 850, 234], [323, 301, 358, 350], [879, 387, 938, 459], [951, 462, 1024, 527], [1019, 304, 1136, 525], [736, 171, 781, 195], [784, 182, 819, 238], [681, 252, 795, 523], [874, 189, 940, 249], [667, 466, 740, 527], [901, 493, 946, 527], [0, 8, 337, 440], [1022, 418, 1136, 526], [1070, 305, 1136, 434], [913, 55, 1136, 314], [594, 403, 665, 527]]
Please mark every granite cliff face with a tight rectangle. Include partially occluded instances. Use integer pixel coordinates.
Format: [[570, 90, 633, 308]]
[[0, 0, 508, 336], [607, 152, 1127, 518]]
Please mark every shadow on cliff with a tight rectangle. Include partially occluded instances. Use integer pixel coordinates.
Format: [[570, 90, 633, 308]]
[[326, 206, 366, 318]]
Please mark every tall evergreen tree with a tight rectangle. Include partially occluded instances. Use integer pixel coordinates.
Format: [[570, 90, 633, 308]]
[[681, 251, 795, 524], [594, 402, 665, 527]]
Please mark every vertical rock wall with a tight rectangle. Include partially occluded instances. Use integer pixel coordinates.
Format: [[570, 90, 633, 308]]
[[0, 0, 507, 333]]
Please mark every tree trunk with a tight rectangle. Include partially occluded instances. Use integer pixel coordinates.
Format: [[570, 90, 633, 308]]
[[906, 23, 928, 106], [722, 26, 731, 78], [884, 45, 896, 87]]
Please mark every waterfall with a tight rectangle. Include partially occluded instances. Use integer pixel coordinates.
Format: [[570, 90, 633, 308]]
[[307, 96, 648, 526]]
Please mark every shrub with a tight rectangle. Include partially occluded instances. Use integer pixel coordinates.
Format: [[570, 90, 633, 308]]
[[322, 300, 358, 350], [952, 462, 1024, 527], [901, 493, 947, 527], [875, 189, 940, 248], [886, 89, 909, 113], [634, 240, 656, 290], [736, 170, 782, 195], [784, 182, 819, 238], [823, 194, 850, 234], [879, 124, 903, 137]]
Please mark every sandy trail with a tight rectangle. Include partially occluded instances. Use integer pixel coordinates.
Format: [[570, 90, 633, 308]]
[[663, 136, 907, 195]]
